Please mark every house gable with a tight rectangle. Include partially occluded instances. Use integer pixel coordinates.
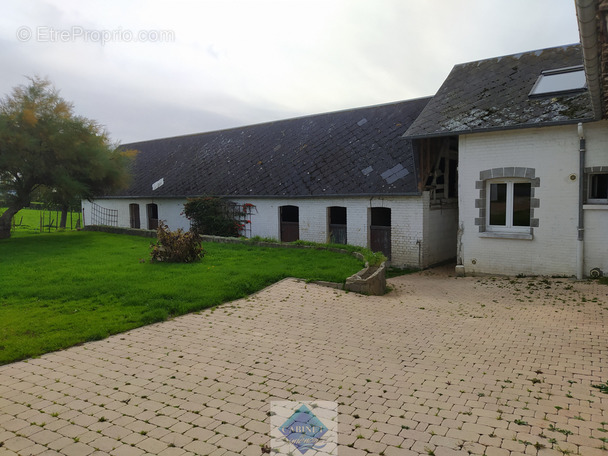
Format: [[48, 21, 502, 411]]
[[404, 44, 594, 139]]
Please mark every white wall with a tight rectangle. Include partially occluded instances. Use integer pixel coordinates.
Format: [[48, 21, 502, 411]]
[[82, 198, 189, 231], [582, 121, 608, 275], [424, 202, 459, 267], [226, 196, 427, 268], [83, 195, 459, 269], [458, 121, 608, 277]]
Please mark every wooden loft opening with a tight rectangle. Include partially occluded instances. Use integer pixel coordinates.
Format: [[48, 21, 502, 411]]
[[414, 136, 458, 204]]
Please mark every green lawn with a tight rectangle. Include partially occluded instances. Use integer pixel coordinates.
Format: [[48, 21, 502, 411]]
[[0, 230, 364, 365]]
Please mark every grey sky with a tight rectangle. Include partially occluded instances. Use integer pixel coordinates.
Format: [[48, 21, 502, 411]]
[[0, 0, 580, 144]]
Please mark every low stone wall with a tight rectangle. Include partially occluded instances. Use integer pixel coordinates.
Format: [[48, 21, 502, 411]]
[[82, 227, 386, 294], [82, 225, 157, 237]]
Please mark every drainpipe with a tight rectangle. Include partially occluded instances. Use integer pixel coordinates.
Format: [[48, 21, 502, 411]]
[[577, 122, 586, 279], [576, 0, 603, 120]]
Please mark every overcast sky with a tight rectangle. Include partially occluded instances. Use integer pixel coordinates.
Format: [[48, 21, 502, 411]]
[[1, 0, 580, 144]]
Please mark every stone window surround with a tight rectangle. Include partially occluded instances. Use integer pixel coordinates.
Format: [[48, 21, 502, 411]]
[[474, 167, 540, 237]]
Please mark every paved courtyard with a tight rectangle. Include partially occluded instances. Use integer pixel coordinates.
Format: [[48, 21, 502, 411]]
[[1, 267, 607, 456]]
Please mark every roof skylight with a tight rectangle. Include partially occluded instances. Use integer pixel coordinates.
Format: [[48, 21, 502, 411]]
[[529, 65, 587, 96]]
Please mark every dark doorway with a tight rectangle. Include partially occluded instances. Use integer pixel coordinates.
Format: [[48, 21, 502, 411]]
[[328, 206, 347, 244], [129, 203, 140, 229], [370, 207, 391, 259], [280, 205, 299, 242], [147, 203, 159, 230]]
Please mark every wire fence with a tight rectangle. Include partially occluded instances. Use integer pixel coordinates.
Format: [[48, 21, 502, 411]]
[[7, 204, 83, 233], [90, 202, 118, 227]]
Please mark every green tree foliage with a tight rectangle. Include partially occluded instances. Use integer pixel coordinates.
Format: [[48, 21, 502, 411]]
[[0, 77, 133, 238], [183, 197, 249, 237]]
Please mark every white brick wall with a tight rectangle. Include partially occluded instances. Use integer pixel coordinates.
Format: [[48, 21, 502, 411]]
[[82, 198, 188, 231], [582, 121, 608, 275], [83, 194, 458, 268], [237, 196, 426, 267], [459, 121, 608, 277], [425, 203, 458, 267]]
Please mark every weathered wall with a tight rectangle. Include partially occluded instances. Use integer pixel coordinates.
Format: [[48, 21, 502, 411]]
[[424, 202, 459, 268], [582, 121, 608, 275], [458, 121, 608, 277], [83, 195, 458, 268]]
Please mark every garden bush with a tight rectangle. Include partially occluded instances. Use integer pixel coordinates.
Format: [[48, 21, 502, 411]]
[[150, 222, 204, 263], [183, 196, 252, 237]]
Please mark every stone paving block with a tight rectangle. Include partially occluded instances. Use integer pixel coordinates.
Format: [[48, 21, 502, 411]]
[[183, 439, 219, 455], [353, 437, 387, 454], [156, 447, 188, 456], [216, 435, 248, 452], [1, 272, 608, 456], [60, 441, 95, 456], [109, 444, 147, 456], [336, 445, 367, 456], [136, 437, 169, 454]]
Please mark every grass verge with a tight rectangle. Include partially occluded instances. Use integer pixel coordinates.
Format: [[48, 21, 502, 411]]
[[0, 230, 364, 365]]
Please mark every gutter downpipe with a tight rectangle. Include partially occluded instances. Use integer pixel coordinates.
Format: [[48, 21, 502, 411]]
[[577, 123, 586, 280], [575, 0, 603, 120]]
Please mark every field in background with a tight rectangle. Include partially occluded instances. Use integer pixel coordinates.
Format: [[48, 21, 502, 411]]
[[0, 207, 82, 233]]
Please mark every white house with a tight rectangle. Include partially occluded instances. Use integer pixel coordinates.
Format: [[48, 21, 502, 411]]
[[85, 2, 608, 277], [405, 42, 607, 278], [83, 98, 459, 269]]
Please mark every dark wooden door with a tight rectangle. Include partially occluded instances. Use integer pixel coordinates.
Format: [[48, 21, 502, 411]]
[[328, 206, 347, 244], [280, 205, 299, 242], [329, 224, 347, 244], [281, 221, 299, 242], [147, 204, 158, 230], [129, 204, 140, 229], [370, 207, 391, 259], [370, 226, 391, 259]]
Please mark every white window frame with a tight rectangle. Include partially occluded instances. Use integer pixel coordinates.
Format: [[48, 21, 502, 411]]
[[486, 179, 531, 233], [588, 173, 608, 204]]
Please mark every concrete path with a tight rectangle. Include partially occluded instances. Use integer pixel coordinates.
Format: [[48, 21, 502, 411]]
[[1, 268, 607, 455]]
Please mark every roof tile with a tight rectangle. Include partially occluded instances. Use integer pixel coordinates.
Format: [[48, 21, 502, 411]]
[[115, 98, 430, 198]]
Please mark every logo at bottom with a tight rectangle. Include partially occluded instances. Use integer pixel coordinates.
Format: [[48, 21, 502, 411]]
[[278, 404, 328, 454]]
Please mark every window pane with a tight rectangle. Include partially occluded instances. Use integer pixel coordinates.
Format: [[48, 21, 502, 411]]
[[489, 183, 506, 225], [530, 68, 586, 95], [591, 174, 608, 199], [512, 183, 531, 226]]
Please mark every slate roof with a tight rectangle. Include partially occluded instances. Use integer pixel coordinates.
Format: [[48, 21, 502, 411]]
[[405, 44, 594, 139], [113, 97, 430, 198]]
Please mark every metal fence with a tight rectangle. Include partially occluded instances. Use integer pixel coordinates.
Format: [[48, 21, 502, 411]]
[[90, 202, 118, 227]]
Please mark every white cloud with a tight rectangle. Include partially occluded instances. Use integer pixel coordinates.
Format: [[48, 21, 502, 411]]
[[0, 0, 580, 143]]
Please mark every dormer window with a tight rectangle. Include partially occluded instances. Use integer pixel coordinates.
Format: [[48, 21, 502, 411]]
[[529, 65, 587, 97]]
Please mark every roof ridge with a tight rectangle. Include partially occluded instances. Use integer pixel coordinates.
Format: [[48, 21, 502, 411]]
[[124, 96, 433, 147], [453, 42, 581, 69]]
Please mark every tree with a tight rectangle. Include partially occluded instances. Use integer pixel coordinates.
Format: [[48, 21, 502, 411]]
[[0, 77, 133, 238]]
